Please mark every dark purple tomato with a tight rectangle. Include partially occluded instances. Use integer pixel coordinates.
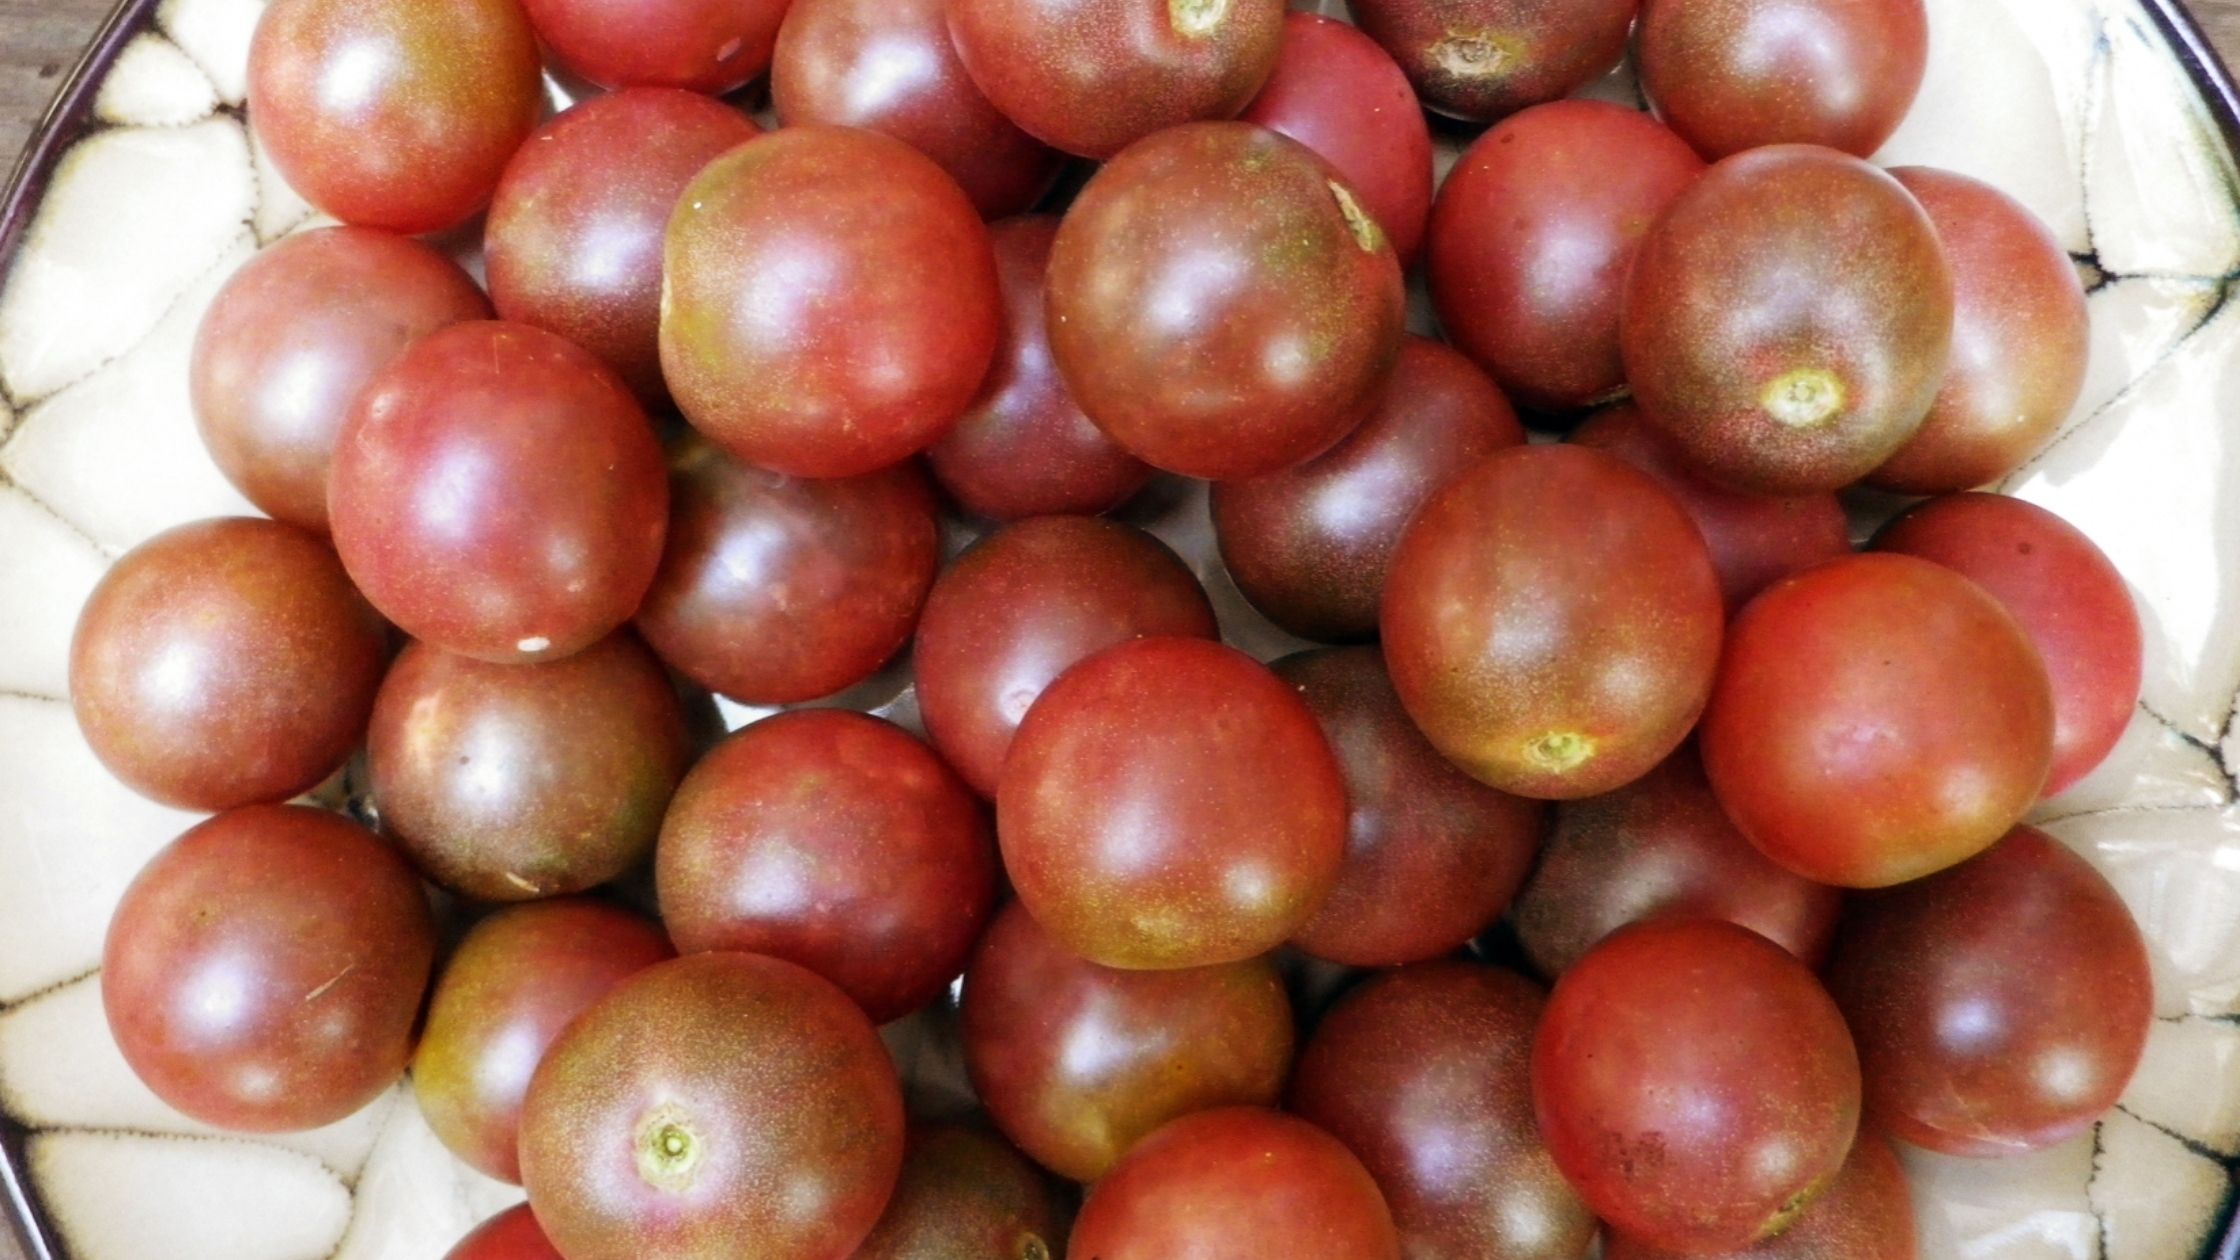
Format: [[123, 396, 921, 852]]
[[70, 518, 387, 812], [772, 0, 1063, 218], [1347, 0, 1637, 122], [247, 0, 544, 234], [853, 1124, 1074, 1260], [1870, 168, 2091, 493], [1381, 445, 1724, 800], [1212, 336, 1524, 642], [1571, 406, 1852, 613], [634, 439, 941, 705], [925, 217, 1155, 521], [997, 637, 1347, 969], [102, 805, 437, 1133], [1276, 649, 1547, 967], [1604, 1134, 1916, 1260], [445, 1205, 562, 1260], [1623, 145, 1954, 495], [1636, 0, 1928, 160], [1069, 1108, 1400, 1260], [486, 89, 760, 408], [661, 125, 1000, 479], [946, 0, 1285, 159], [328, 321, 667, 665], [1534, 919, 1861, 1254], [1700, 553, 2054, 888], [1429, 101, 1703, 412], [1290, 963, 1595, 1260], [519, 0, 790, 92], [415, 900, 674, 1183], [1827, 826, 2153, 1157], [1874, 493, 2140, 797], [1510, 744, 1843, 978], [962, 901, 1295, 1183], [656, 710, 996, 1024], [367, 634, 690, 901], [191, 227, 490, 533], [518, 952, 905, 1260], [1240, 12, 1434, 266], [1046, 121, 1407, 481], [915, 515, 1217, 798]]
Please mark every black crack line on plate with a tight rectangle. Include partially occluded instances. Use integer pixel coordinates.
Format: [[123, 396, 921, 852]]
[[2118, 1104, 2240, 1168], [18, 1124, 361, 1193], [2077, 17, 2114, 275], [2201, 1184, 2240, 1260], [0, 967, 97, 1017], [2029, 799, 2227, 830], [152, 12, 241, 114], [2141, 700, 2240, 799], [2090, 1119, 2113, 1260], [0, 475, 110, 563], [0, 690, 68, 707]]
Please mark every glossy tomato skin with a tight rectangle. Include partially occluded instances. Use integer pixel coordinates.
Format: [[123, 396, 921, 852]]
[[1429, 102, 1703, 412], [1701, 553, 2054, 887], [656, 710, 997, 1023], [1277, 649, 1547, 967], [1870, 168, 2091, 493], [1533, 919, 1862, 1253], [946, 0, 1285, 160], [1046, 122, 1407, 481], [1241, 12, 1434, 266], [1347, 0, 1636, 122], [415, 900, 674, 1183], [1636, 0, 1928, 160], [853, 1124, 1074, 1260], [1571, 406, 1851, 613], [1069, 1108, 1400, 1260], [1212, 337, 1524, 642], [520, 0, 789, 92], [1827, 826, 2153, 1157], [1622, 145, 1954, 495], [102, 806, 437, 1133], [329, 321, 667, 665], [191, 227, 490, 532], [1381, 445, 1724, 800], [662, 125, 1000, 479], [486, 89, 759, 408], [1290, 963, 1595, 1260], [996, 637, 1347, 969], [248, 0, 543, 234], [633, 439, 941, 705], [445, 1205, 561, 1260], [519, 952, 905, 1260], [1874, 493, 2140, 796], [1510, 744, 1843, 978], [962, 901, 1295, 1182], [915, 515, 1217, 798], [772, 0, 1062, 218], [70, 518, 388, 812], [1603, 1134, 1917, 1260]]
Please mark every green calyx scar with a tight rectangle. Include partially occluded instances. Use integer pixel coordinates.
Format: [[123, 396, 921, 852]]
[[1169, 0, 1230, 39], [636, 1107, 704, 1192], [1525, 731, 1596, 774], [1761, 368, 1846, 429]]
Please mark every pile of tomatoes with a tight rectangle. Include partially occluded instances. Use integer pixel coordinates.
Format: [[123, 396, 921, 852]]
[[68, 0, 2156, 1256]]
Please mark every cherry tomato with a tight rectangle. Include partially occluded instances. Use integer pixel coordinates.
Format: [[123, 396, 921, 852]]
[[444, 1205, 561, 1260], [519, 0, 790, 92], [852, 1125, 1074, 1260], [1347, 0, 1637, 122], [1604, 1134, 1917, 1260]]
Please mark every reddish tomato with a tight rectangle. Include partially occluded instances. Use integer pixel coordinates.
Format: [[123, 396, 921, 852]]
[[1534, 919, 1861, 1254], [1347, 0, 1636, 121], [1701, 553, 2054, 887], [1046, 122, 1406, 481], [1290, 963, 1596, 1260], [103, 806, 436, 1133], [519, 0, 790, 92], [1604, 1134, 1917, 1260], [486, 89, 759, 408], [853, 1125, 1074, 1260], [1637, 0, 1928, 160], [1874, 493, 2140, 796], [445, 1206, 560, 1260], [772, 0, 1062, 218], [656, 710, 996, 1023], [248, 0, 543, 234], [662, 126, 999, 478], [961, 903, 1295, 1182], [1429, 102, 1703, 412], [1241, 12, 1434, 266], [633, 439, 941, 705], [997, 637, 1347, 969], [1381, 445, 1724, 800], [915, 515, 1216, 798], [1622, 145, 1954, 494], [71, 518, 387, 812], [1069, 1108, 1400, 1259], [191, 227, 489, 532], [946, 0, 1285, 159], [1871, 168, 2092, 493], [1212, 336, 1524, 642], [1827, 826, 2153, 1157], [414, 900, 674, 1183]]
